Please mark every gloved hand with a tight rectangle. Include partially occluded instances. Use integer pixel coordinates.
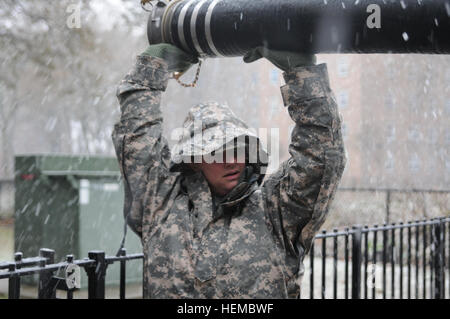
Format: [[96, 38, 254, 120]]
[[243, 47, 316, 72], [142, 43, 199, 73]]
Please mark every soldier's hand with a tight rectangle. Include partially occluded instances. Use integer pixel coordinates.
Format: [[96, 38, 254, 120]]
[[243, 47, 316, 72], [142, 43, 199, 73]]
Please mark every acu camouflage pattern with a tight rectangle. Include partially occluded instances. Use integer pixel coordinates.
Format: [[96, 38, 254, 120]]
[[170, 101, 269, 170], [112, 54, 346, 298]]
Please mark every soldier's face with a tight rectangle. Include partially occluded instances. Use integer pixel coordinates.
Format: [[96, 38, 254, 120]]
[[198, 152, 246, 196]]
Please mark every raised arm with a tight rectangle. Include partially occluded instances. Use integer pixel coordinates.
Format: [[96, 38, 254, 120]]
[[244, 48, 346, 274], [112, 44, 198, 238], [268, 63, 346, 258], [112, 54, 171, 238]]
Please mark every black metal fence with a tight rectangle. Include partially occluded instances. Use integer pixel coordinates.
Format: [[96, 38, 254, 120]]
[[301, 217, 450, 299], [1, 217, 449, 299], [0, 248, 143, 299]]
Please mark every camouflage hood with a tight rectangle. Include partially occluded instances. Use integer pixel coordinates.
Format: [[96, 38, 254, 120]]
[[170, 102, 269, 180]]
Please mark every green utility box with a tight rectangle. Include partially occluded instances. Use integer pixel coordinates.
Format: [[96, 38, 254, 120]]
[[14, 155, 142, 288]]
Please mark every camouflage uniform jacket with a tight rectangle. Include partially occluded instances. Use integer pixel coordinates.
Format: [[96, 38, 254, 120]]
[[112, 55, 346, 298]]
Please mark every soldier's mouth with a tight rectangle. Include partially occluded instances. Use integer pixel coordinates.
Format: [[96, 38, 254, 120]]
[[223, 170, 240, 179]]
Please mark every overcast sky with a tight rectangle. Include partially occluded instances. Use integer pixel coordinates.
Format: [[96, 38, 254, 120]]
[[90, 0, 145, 36]]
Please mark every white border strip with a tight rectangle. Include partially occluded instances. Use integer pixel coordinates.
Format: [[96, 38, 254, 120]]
[[205, 0, 224, 57], [178, 0, 197, 52], [191, 0, 208, 55]]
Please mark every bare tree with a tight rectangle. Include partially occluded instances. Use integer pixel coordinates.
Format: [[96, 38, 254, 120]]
[[0, 0, 146, 178]]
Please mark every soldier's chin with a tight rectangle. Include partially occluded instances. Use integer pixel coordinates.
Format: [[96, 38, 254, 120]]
[[225, 179, 239, 191]]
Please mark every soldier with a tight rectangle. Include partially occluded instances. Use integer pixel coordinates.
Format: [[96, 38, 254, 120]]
[[112, 44, 346, 298]]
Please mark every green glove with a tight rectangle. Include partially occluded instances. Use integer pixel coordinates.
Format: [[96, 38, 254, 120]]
[[142, 43, 199, 73], [243, 47, 316, 72]]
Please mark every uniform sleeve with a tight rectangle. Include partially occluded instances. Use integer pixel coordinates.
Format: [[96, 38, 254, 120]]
[[111, 55, 172, 238], [263, 63, 347, 263]]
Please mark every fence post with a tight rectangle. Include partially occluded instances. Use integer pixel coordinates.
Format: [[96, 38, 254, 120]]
[[87, 251, 107, 299], [8, 252, 23, 299], [38, 248, 56, 299], [386, 190, 391, 224], [352, 226, 362, 299], [120, 248, 126, 299], [433, 219, 444, 299], [8, 264, 19, 299]]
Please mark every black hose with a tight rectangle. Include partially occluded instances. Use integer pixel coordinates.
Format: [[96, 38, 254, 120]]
[[148, 0, 450, 56]]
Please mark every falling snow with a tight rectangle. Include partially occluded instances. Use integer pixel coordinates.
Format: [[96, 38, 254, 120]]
[[0, 1, 449, 299], [402, 32, 409, 41]]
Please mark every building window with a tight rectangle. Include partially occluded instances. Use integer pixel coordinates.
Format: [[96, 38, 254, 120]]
[[270, 69, 280, 85], [385, 150, 394, 171], [341, 123, 348, 139], [385, 93, 396, 109], [337, 57, 349, 77], [428, 127, 439, 144], [408, 127, 421, 142], [386, 124, 396, 143], [408, 153, 421, 172], [251, 73, 258, 86], [337, 91, 349, 109], [270, 96, 279, 117]]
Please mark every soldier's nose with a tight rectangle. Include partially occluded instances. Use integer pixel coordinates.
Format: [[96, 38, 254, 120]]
[[224, 154, 238, 165], [220, 150, 234, 164]]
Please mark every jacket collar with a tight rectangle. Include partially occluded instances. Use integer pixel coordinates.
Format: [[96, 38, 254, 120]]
[[182, 167, 259, 237]]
